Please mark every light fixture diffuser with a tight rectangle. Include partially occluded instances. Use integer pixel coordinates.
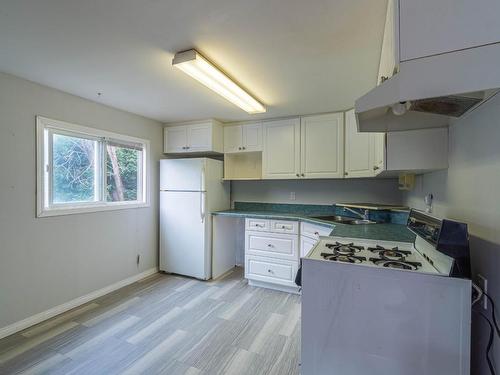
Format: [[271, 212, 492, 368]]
[[172, 49, 266, 114]]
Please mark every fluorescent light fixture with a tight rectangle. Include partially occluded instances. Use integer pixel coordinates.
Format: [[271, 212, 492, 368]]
[[172, 49, 266, 114]]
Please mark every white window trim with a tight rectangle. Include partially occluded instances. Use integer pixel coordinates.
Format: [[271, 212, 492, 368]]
[[36, 116, 151, 217]]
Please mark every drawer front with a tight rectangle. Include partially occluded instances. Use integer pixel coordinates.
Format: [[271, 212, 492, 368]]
[[245, 218, 270, 232], [245, 231, 298, 261], [300, 222, 332, 239], [270, 220, 299, 234], [245, 255, 298, 287]]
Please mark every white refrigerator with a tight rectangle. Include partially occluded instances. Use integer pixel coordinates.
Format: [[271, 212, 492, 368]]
[[159, 158, 230, 280]]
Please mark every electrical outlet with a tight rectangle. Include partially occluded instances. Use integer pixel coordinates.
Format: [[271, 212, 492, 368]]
[[477, 274, 488, 310], [289, 192, 296, 201], [136, 254, 141, 266]]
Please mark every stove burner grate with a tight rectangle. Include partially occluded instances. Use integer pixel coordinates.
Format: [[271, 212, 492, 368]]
[[368, 245, 412, 260], [321, 252, 366, 264], [369, 258, 422, 270], [325, 242, 364, 256]]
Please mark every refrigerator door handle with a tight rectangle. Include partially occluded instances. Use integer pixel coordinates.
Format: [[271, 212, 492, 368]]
[[200, 192, 206, 223], [201, 166, 206, 192]]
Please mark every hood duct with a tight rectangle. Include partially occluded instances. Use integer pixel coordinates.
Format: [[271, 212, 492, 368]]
[[355, 42, 500, 132]]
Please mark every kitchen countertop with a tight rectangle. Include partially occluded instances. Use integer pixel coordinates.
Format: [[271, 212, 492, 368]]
[[212, 209, 416, 243]]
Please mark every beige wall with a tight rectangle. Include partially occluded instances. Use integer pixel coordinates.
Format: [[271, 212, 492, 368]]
[[231, 178, 403, 206], [0, 73, 163, 331], [404, 93, 500, 374]]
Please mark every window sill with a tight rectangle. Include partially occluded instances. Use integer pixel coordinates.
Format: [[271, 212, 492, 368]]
[[37, 201, 150, 218]]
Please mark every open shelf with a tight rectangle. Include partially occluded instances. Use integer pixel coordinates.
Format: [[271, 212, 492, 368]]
[[224, 151, 262, 180]]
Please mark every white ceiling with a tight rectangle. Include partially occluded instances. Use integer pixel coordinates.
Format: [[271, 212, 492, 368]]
[[0, 0, 387, 123]]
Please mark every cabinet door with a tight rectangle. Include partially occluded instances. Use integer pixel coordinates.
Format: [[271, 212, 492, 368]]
[[300, 113, 344, 179], [345, 109, 373, 178], [372, 133, 386, 175], [300, 236, 317, 258], [262, 118, 301, 179], [164, 126, 188, 153], [242, 122, 262, 152], [224, 125, 242, 153], [378, 0, 398, 84], [188, 123, 212, 152], [345, 110, 385, 177]]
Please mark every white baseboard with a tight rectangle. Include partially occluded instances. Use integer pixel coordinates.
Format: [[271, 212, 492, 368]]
[[0, 267, 158, 340]]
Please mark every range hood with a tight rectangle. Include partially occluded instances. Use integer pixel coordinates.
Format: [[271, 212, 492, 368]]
[[356, 43, 500, 132]]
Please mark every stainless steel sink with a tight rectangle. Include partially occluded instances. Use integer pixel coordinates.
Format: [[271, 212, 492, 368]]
[[348, 219, 378, 225], [310, 215, 377, 225]]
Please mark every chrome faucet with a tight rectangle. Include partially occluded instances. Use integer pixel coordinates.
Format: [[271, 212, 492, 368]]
[[343, 207, 369, 220]]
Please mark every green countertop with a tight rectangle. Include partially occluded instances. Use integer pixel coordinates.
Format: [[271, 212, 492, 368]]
[[212, 209, 416, 243]]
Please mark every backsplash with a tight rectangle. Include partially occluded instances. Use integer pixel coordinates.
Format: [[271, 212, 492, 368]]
[[233, 202, 409, 225]]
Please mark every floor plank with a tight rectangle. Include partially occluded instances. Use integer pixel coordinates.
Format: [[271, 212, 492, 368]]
[[0, 267, 300, 374]]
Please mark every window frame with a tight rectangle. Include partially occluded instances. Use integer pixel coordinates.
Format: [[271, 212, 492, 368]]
[[36, 116, 150, 217]]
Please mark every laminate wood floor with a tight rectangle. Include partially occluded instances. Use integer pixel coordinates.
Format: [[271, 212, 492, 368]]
[[0, 268, 301, 375]]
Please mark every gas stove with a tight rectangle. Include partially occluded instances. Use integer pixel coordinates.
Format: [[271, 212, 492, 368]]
[[310, 237, 441, 274], [301, 210, 472, 375]]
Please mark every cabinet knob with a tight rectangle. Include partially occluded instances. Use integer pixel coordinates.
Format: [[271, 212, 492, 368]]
[[281, 225, 286, 229], [344, 172, 348, 176], [267, 269, 274, 274], [238, 147, 242, 150], [296, 174, 300, 177], [380, 76, 389, 83], [301, 173, 305, 177], [267, 244, 274, 248], [373, 166, 380, 170], [314, 232, 319, 235], [242, 146, 246, 150]]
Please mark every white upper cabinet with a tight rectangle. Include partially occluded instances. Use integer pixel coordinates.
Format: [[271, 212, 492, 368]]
[[262, 118, 301, 179], [399, 0, 500, 62], [344, 109, 385, 178], [300, 113, 344, 179], [187, 123, 212, 152], [223, 122, 262, 153], [262, 114, 344, 179], [164, 120, 223, 154], [243, 123, 263, 152], [377, 0, 398, 85], [223, 125, 243, 153], [164, 126, 188, 153], [372, 132, 386, 174], [345, 109, 374, 178]]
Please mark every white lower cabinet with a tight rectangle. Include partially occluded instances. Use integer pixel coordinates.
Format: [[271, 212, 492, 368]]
[[300, 236, 317, 258], [246, 231, 298, 262], [246, 255, 299, 288], [245, 218, 299, 293], [244, 218, 332, 293], [299, 222, 332, 257]]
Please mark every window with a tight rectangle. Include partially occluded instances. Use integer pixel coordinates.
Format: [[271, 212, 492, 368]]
[[37, 116, 149, 217]]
